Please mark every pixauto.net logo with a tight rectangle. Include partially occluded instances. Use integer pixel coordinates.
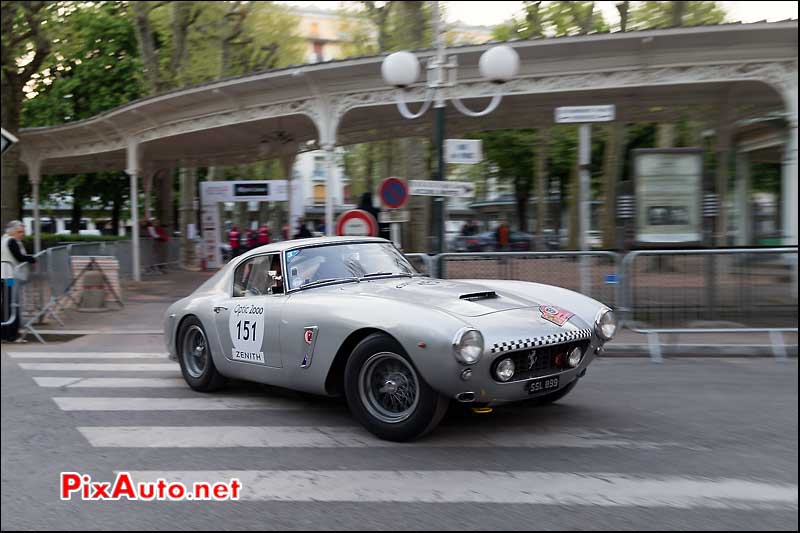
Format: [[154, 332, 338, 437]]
[[60, 472, 242, 501]]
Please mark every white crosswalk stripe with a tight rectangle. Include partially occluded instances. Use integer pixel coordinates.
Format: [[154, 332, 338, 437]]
[[78, 425, 700, 450], [53, 397, 304, 411], [18, 363, 178, 372], [33, 377, 186, 388], [123, 470, 798, 509], [8, 352, 169, 359]]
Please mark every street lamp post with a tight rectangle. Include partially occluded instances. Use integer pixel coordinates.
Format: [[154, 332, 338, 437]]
[[381, 1, 519, 253]]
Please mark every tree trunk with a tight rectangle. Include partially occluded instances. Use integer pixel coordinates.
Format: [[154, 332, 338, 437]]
[[131, 1, 161, 95], [602, 123, 626, 249], [111, 189, 122, 235], [0, 78, 21, 227], [70, 185, 84, 235], [179, 166, 198, 269], [568, 162, 579, 250], [535, 128, 549, 250], [671, 1, 686, 27], [515, 185, 529, 233]]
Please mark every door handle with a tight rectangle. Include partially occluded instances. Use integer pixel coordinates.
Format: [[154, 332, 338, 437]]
[[213, 306, 228, 314]]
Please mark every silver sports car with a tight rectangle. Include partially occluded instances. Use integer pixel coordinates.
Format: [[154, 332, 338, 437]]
[[164, 236, 617, 441]]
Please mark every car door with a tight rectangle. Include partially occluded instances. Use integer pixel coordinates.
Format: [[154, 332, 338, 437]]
[[213, 253, 285, 368]]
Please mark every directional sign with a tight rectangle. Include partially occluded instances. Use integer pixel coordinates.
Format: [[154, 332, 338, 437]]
[[555, 105, 615, 123], [410, 180, 476, 198], [445, 139, 482, 164], [1, 128, 19, 156], [379, 177, 409, 209], [378, 210, 410, 224], [336, 209, 378, 237]]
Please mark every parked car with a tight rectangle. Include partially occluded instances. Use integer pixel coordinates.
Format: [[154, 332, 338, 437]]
[[471, 230, 535, 251], [164, 236, 617, 441]]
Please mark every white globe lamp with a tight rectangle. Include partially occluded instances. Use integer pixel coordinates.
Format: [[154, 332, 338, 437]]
[[479, 45, 520, 84], [381, 51, 421, 88]]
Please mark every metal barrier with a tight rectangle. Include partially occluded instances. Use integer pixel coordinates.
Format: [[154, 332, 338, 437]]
[[620, 247, 798, 361], [434, 251, 621, 307], [404, 253, 433, 276]]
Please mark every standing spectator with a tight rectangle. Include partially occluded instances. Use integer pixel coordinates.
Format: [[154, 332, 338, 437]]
[[495, 220, 510, 251], [257, 224, 271, 246], [281, 223, 290, 242], [1, 220, 37, 342], [228, 225, 241, 258], [294, 217, 312, 239], [153, 219, 170, 273], [244, 227, 256, 251]]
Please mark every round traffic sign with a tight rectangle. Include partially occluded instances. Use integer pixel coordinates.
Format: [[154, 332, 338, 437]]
[[335, 209, 378, 237], [379, 177, 409, 209]]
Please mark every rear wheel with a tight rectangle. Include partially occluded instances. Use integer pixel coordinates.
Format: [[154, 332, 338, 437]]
[[177, 316, 226, 392], [344, 333, 448, 441]]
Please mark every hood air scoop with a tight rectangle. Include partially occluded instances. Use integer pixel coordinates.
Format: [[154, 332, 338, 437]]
[[459, 291, 498, 302]]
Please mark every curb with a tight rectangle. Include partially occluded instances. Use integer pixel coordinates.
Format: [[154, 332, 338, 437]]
[[602, 343, 798, 357]]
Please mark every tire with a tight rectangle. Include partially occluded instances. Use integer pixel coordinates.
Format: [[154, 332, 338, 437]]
[[344, 333, 449, 442], [177, 316, 226, 392], [527, 378, 578, 406]]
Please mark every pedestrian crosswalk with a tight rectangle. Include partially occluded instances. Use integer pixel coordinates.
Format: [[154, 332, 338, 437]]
[[4, 348, 798, 513]]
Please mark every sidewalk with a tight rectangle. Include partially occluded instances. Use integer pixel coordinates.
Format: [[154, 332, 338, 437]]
[[15, 269, 798, 357]]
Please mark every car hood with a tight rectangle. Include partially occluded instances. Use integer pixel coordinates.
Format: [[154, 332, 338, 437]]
[[341, 277, 562, 318]]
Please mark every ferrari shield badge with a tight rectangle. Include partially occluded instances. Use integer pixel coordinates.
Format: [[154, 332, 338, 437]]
[[539, 304, 574, 327]]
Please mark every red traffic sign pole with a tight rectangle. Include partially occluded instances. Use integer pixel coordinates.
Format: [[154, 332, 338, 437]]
[[336, 209, 379, 237], [378, 177, 409, 210]]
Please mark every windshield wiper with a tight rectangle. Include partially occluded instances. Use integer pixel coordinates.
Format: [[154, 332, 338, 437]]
[[299, 277, 358, 289], [361, 272, 413, 279]]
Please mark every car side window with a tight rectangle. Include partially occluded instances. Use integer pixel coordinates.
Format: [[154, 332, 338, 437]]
[[233, 255, 279, 297]]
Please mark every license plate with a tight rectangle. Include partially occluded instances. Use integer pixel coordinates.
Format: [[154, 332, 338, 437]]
[[528, 376, 559, 394]]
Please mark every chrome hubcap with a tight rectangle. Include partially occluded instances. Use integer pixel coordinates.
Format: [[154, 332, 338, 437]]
[[359, 352, 419, 424], [182, 325, 208, 378]]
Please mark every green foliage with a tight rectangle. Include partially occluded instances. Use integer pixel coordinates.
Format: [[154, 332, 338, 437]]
[[629, 1, 726, 29], [22, 232, 129, 250], [21, 1, 143, 127], [493, 1, 609, 40]]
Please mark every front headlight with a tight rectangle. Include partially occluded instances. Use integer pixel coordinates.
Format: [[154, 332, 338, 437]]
[[595, 309, 618, 340], [453, 328, 484, 365]]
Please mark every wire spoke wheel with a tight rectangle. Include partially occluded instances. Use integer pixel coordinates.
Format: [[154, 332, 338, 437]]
[[358, 352, 419, 424]]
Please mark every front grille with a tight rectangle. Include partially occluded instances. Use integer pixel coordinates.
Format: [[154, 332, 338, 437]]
[[490, 340, 589, 382]]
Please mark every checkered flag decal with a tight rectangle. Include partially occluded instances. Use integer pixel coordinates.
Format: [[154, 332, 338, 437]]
[[490, 328, 593, 354]]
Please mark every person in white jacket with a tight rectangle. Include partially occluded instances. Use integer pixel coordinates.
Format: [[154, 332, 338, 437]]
[[1, 220, 37, 342]]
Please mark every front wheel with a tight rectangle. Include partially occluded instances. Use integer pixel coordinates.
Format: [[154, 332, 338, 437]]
[[177, 316, 226, 392], [344, 333, 448, 442]]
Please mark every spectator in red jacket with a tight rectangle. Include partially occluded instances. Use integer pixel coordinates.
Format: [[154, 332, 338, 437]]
[[257, 224, 271, 246], [228, 226, 241, 258]]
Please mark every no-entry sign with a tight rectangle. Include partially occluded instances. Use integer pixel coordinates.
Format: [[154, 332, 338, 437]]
[[379, 177, 409, 209], [336, 209, 378, 237]]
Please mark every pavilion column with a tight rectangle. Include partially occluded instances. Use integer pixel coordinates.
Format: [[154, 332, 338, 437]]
[[22, 157, 42, 254], [321, 143, 336, 236], [280, 153, 298, 239], [734, 151, 752, 246], [126, 139, 141, 281]]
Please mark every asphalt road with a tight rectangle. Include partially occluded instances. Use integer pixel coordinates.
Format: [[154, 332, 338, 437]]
[[1, 335, 797, 531]]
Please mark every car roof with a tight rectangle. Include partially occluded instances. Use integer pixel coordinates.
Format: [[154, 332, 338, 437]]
[[235, 236, 390, 260]]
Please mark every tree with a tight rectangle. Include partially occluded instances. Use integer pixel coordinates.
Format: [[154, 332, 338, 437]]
[[629, 1, 726, 30], [21, 1, 143, 233], [1, 1, 53, 226]]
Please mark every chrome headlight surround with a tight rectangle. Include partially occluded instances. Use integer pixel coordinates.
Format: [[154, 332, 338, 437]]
[[594, 308, 618, 341], [452, 328, 484, 365]]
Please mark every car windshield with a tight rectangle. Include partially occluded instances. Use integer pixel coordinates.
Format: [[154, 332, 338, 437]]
[[284, 242, 417, 290]]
